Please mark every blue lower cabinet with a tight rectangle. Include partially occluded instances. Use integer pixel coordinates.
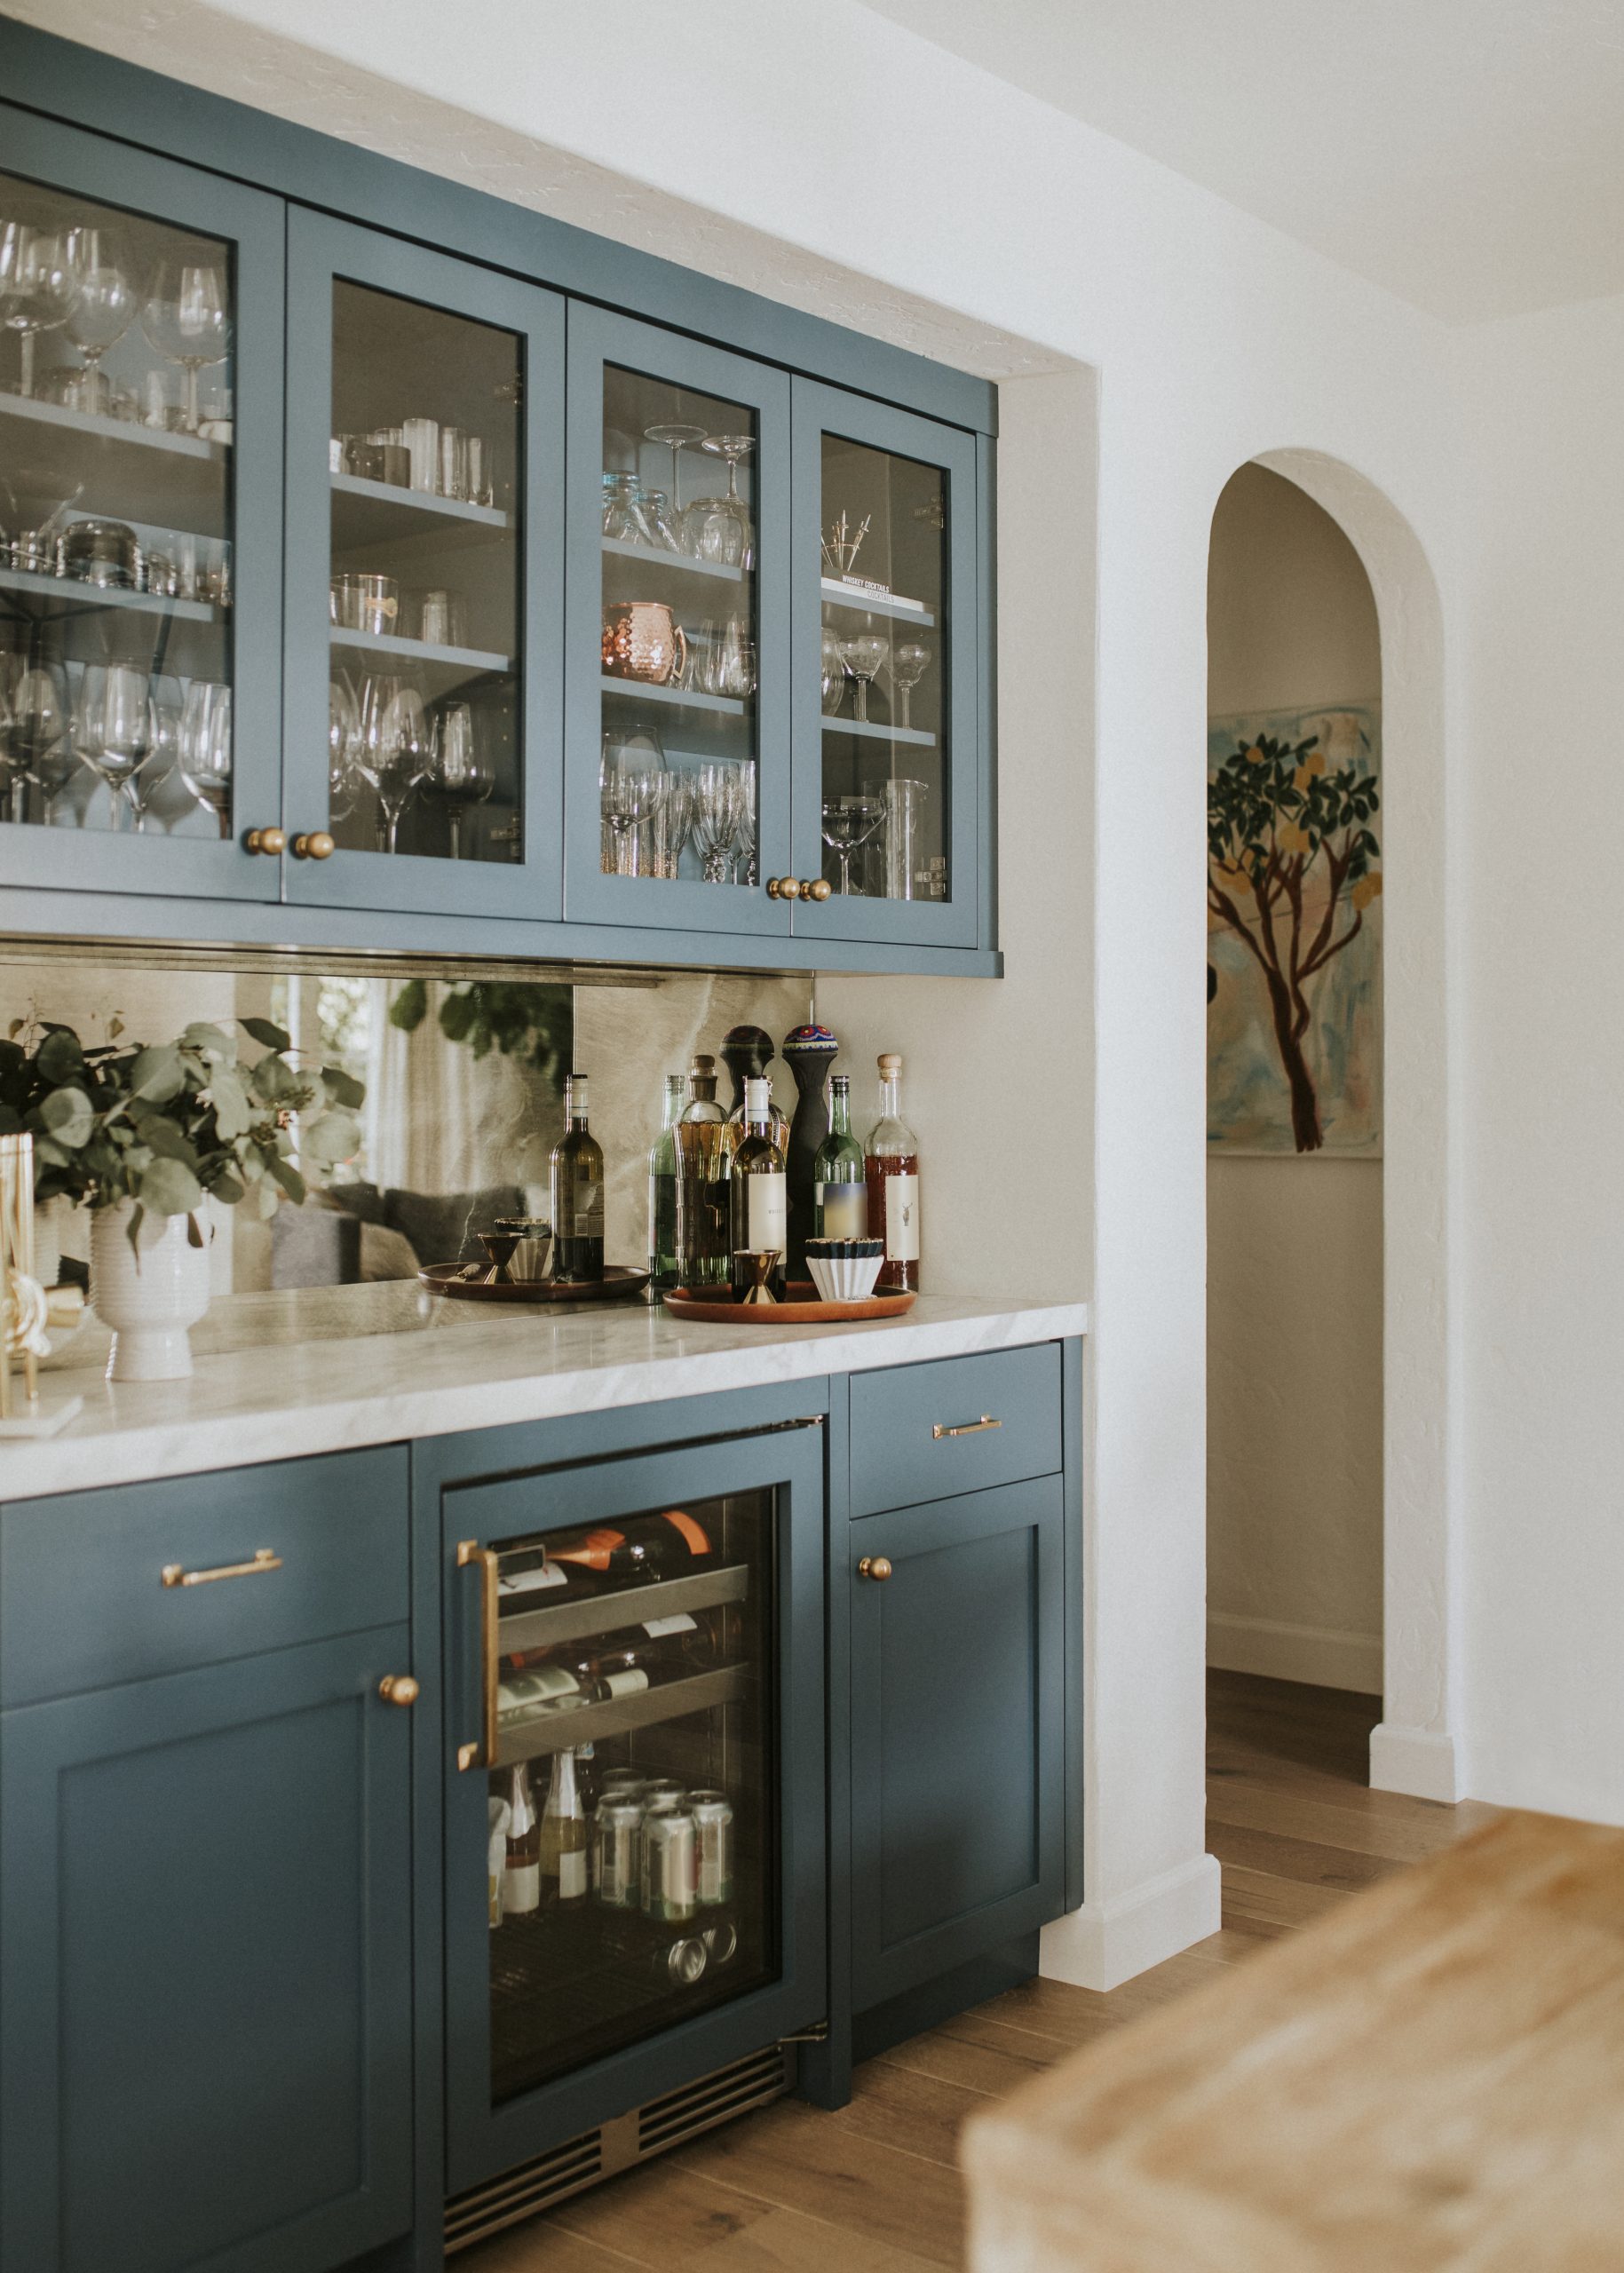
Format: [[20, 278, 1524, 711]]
[[0, 1623, 416, 2273], [849, 1475, 1066, 2014]]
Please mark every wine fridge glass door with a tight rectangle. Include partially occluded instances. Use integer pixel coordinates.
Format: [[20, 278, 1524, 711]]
[[443, 1422, 825, 2197]]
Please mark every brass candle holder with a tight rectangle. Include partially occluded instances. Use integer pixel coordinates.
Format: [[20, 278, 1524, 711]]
[[0, 1133, 83, 1439]]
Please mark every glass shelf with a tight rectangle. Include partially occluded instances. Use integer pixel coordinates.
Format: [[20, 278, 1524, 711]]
[[495, 1663, 749, 1767], [602, 535, 745, 583], [331, 624, 512, 676], [330, 469, 511, 543], [600, 672, 747, 721], [0, 565, 224, 624], [821, 716, 938, 748], [820, 576, 936, 629], [0, 390, 229, 536]]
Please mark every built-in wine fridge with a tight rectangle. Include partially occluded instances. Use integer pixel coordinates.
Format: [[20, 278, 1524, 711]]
[[440, 1421, 826, 2250]]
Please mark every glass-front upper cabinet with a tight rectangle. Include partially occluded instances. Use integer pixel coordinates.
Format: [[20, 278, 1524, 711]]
[[282, 210, 564, 917], [791, 383, 981, 949], [564, 307, 790, 938], [0, 110, 283, 901], [442, 1425, 823, 2201]]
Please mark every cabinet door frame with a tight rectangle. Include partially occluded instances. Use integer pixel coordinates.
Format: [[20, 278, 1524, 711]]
[[0, 103, 285, 903], [440, 1421, 826, 2195], [790, 380, 982, 949], [562, 303, 793, 939], [281, 206, 566, 918], [848, 1475, 1065, 2011], [0, 1625, 415, 2273]]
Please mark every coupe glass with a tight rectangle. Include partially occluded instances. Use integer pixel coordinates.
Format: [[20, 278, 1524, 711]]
[[889, 638, 931, 732], [177, 679, 233, 837], [74, 661, 151, 831], [644, 418, 707, 522], [355, 674, 432, 854], [820, 793, 885, 897], [63, 226, 135, 416], [0, 225, 77, 400], [423, 700, 495, 860], [0, 650, 67, 825], [142, 259, 230, 433], [684, 433, 755, 568], [838, 632, 889, 724]]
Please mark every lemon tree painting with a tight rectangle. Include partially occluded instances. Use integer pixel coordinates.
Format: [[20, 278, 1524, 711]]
[[1208, 705, 1381, 1154]]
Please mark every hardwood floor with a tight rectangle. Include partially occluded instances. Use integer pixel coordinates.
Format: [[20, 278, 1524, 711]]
[[466, 1671, 1499, 2272]]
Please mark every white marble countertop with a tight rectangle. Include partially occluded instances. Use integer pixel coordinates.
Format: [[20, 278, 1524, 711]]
[[4, 1281, 1087, 1501]]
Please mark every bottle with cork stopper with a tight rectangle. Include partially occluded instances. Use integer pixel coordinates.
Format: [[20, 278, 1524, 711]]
[[864, 1052, 920, 1293]]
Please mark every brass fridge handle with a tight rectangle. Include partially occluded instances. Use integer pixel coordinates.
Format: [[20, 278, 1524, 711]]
[[161, 1548, 282, 1588], [931, 1415, 1002, 1440], [456, 1540, 499, 1771]]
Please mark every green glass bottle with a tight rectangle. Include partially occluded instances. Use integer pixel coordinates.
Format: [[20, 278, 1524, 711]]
[[647, 1072, 685, 1293], [812, 1073, 867, 1239], [551, 1072, 604, 1283]]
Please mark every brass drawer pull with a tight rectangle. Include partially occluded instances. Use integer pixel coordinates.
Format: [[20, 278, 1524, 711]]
[[456, 1539, 500, 1771], [161, 1548, 282, 1589], [857, 1556, 892, 1582], [932, 1415, 1002, 1440]]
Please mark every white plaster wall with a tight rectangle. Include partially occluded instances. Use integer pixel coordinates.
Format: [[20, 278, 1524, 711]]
[[1206, 466, 1383, 1694], [20, 0, 1479, 1971]]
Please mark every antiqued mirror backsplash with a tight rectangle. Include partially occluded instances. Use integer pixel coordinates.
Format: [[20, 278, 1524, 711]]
[[1, 952, 808, 1325]]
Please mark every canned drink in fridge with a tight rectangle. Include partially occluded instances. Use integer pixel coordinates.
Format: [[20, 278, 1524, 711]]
[[641, 1778, 686, 1811], [689, 1791, 734, 1906], [658, 1935, 709, 1988], [701, 1919, 738, 1968], [642, 1807, 697, 1921], [594, 1798, 643, 1910]]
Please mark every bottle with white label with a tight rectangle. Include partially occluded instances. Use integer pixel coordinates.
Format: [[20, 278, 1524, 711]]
[[538, 1747, 588, 1906], [728, 1075, 787, 1301], [813, 1073, 867, 1240], [502, 1762, 542, 1916], [865, 1051, 920, 1293]]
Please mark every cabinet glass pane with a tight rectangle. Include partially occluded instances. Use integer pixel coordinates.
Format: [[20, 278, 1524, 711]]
[[819, 438, 949, 906], [599, 367, 759, 889], [0, 173, 234, 841], [328, 281, 520, 862], [486, 1487, 778, 2101]]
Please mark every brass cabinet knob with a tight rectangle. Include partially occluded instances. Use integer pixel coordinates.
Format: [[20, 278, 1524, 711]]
[[767, 875, 802, 900], [804, 877, 833, 902], [244, 826, 286, 856], [857, 1556, 893, 1582], [378, 1675, 420, 1707], [291, 831, 336, 860]]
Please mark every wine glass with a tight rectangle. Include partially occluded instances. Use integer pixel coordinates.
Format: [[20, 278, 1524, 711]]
[[74, 661, 151, 831], [328, 673, 363, 828], [63, 226, 135, 416], [711, 616, 757, 701], [647, 768, 693, 879], [0, 225, 78, 400], [177, 679, 233, 837], [644, 418, 707, 525], [640, 487, 684, 554], [423, 700, 494, 860], [601, 754, 661, 875], [601, 471, 657, 547], [820, 793, 885, 898], [838, 632, 888, 724], [890, 638, 931, 732], [692, 761, 746, 885], [355, 674, 431, 854], [142, 259, 230, 434], [127, 673, 182, 831], [685, 433, 755, 567], [0, 649, 68, 825], [820, 626, 845, 715]]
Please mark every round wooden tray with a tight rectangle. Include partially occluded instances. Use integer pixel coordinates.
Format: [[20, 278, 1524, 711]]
[[419, 1263, 651, 1303], [662, 1282, 916, 1325]]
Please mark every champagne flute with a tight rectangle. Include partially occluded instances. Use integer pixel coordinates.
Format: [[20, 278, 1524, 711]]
[[423, 700, 494, 859], [890, 638, 931, 732], [177, 679, 233, 837], [0, 224, 77, 400], [63, 226, 135, 416], [838, 632, 888, 724], [142, 259, 230, 434]]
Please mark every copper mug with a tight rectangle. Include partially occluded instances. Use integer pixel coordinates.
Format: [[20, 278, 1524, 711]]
[[602, 600, 687, 686]]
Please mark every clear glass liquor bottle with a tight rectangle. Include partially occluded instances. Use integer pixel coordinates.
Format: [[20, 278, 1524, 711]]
[[674, 1054, 730, 1289], [729, 1075, 788, 1302], [864, 1051, 920, 1292], [647, 1072, 685, 1292], [501, 1762, 541, 1916], [812, 1072, 867, 1239], [537, 1748, 588, 1906], [551, 1073, 605, 1283]]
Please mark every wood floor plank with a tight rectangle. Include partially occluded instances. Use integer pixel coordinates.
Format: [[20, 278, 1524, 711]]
[[699, 2205, 942, 2273], [542, 2158, 773, 2267], [1207, 1816, 1401, 1893], [1220, 1859, 1351, 1930], [830, 2055, 994, 2168], [463, 2214, 643, 2272], [877, 2018, 1060, 2093]]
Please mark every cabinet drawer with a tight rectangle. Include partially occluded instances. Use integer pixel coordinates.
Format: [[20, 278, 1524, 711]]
[[849, 1343, 1063, 1517], [0, 1447, 409, 1707]]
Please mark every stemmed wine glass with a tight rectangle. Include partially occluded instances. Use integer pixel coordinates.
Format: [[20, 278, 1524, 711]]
[[0, 225, 78, 400], [647, 768, 693, 879], [600, 752, 661, 875], [177, 679, 233, 837], [74, 661, 152, 831], [328, 674, 363, 828], [820, 793, 885, 898], [685, 433, 755, 567], [0, 650, 67, 825], [423, 700, 494, 859], [142, 259, 230, 434], [820, 627, 845, 715], [355, 674, 432, 854], [838, 632, 888, 724], [63, 226, 135, 416], [644, 418, 707, 531], [889, 638, 931, 732], [127, 673, 182, 831]]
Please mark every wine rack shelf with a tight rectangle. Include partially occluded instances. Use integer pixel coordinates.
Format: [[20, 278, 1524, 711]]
[[495, 1663, 748, 1767], [495, 1562, 749, 1657]]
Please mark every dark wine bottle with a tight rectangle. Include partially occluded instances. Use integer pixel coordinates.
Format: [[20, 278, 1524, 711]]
[[551, 1072, 605, 1283], [647, 1072, 684, 1293]]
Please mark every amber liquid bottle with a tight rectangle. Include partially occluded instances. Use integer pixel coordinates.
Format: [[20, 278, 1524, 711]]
[[674, 1054, 730, 1289], [864, 1051, 920, 1293]]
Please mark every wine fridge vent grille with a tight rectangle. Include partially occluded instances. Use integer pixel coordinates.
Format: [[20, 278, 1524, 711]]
[[443, 2130, 603, 2253], [638, 2043, 792, 2153]]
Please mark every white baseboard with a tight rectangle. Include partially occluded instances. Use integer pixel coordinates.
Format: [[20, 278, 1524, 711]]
[[1369, 1719, 1464, 1803], [1208, 1610, 1382, 1695], [1039, 1853, 1222, 1992]]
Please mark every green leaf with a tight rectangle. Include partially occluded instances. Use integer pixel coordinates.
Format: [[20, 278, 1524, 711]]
[[210, 1170, 246, 1207], [38, 1086, 94, 1147], [321, 1065, 366, 1111], [129, 1044, 186, 1105], [240, 1016, 291, 1053], [123, 1199, 146, 1255], [209, 1065, 252, 1140], [36, 1027, 84, 1083], [300, 1110, 360, 1168], [135, 1155, 204, 1216], [388, 980, 428, 1034], [186, 1211, 206, 1249], [180, 1021, 236, 1062], [134, 1116, 201, 1169], [249, 1052, 298, 1106], [265, 1152, 307, 1206]]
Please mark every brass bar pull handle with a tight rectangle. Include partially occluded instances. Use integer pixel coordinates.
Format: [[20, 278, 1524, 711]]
[[161, 1548, 281, 1588], [931, 1415, 1002, 1440], [456, 1540, 500, 1771]]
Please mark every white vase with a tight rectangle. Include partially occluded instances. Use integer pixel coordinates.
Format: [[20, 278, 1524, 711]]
[[91, 1201, 211, 1382], [32, 1197, 64, 1290]]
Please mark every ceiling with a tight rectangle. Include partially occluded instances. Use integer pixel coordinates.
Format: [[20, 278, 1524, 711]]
[[860, 0, 1624, 323]]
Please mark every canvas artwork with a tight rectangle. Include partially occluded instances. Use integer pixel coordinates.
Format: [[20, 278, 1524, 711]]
[[1208, 703, 1382, 1154]]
